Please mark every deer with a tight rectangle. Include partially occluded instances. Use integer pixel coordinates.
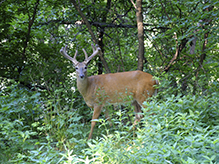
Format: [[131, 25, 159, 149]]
[[60, 44, 158, 140]]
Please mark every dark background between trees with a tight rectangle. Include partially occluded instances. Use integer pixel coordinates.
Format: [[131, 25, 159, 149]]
[[0, 0, 219, 163]]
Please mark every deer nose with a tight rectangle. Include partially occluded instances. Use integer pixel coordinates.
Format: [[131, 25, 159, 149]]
[[79, 75, 85, 78]]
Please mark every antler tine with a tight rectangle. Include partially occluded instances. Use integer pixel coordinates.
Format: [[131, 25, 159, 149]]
[[82, 48, 88, 60], [84, 44, 101, 64], [60, 45, 78, 65], [74, 50, 78, 59]]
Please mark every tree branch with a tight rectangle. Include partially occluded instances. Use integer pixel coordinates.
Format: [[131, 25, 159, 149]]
[[130, 0, 137, 9], [164, 34, 188, 72], [111, 5, 133, 24], [23, 0, 40, 56], [20, 0, 40, 75], [159, 0, 171, 21], [38, 20, 169, 31]]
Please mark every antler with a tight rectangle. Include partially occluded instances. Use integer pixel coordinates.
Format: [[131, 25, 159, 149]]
[[84, 44, 101, 64], [60, 45, 78, 65], [60, 44, 101, 65]]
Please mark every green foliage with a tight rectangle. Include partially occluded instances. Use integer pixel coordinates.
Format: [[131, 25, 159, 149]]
[[1, 0, 218, 95], [1, 80, 218, 163], [85, 93, 219, 163], [0, 82, 88, 163], [0, 0, 219, 163], [0, 83, 41, 161]]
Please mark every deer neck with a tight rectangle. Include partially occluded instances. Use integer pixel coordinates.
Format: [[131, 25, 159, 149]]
[[77, 75, 88, 96]]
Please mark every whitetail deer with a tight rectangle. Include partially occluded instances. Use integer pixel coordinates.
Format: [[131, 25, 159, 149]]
[[60, 44, 158, 139]]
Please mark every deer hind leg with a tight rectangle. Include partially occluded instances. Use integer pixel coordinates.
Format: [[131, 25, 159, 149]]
[[88, 105, 103, 140], [137, 94, 155, 116], [132, 100, 143, 125]]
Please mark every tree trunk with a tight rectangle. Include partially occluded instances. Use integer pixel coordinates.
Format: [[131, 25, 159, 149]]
[[97, 0, 111, 75], [136, 0, 144, 71]]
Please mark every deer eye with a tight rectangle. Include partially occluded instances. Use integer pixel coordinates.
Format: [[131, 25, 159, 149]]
[[84, 66, 87, 69], [75, 67, 78, 70]]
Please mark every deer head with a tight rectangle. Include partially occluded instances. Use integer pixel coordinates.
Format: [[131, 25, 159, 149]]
[[60, 44, 101, 79]]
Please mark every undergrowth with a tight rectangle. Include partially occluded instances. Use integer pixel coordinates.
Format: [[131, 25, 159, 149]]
[[0, 82, 218, 163]]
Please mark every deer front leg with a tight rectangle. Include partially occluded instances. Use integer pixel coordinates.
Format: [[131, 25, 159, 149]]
[[88, 105, 102, 140], [132, 100, 143, 125]]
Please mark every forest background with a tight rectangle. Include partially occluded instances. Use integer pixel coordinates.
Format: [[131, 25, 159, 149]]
[[0, 0, 219, 163]]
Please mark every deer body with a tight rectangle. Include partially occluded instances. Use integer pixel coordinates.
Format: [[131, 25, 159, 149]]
[[60, 44, 158, 139], [79, 71, 155, 108]]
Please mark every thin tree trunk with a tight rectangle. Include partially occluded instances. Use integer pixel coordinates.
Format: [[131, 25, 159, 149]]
[[193, 5, 212, 94], [97, 0, 111, 74], [71, 0, 111, 73], [136, 0, 144, 71]]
